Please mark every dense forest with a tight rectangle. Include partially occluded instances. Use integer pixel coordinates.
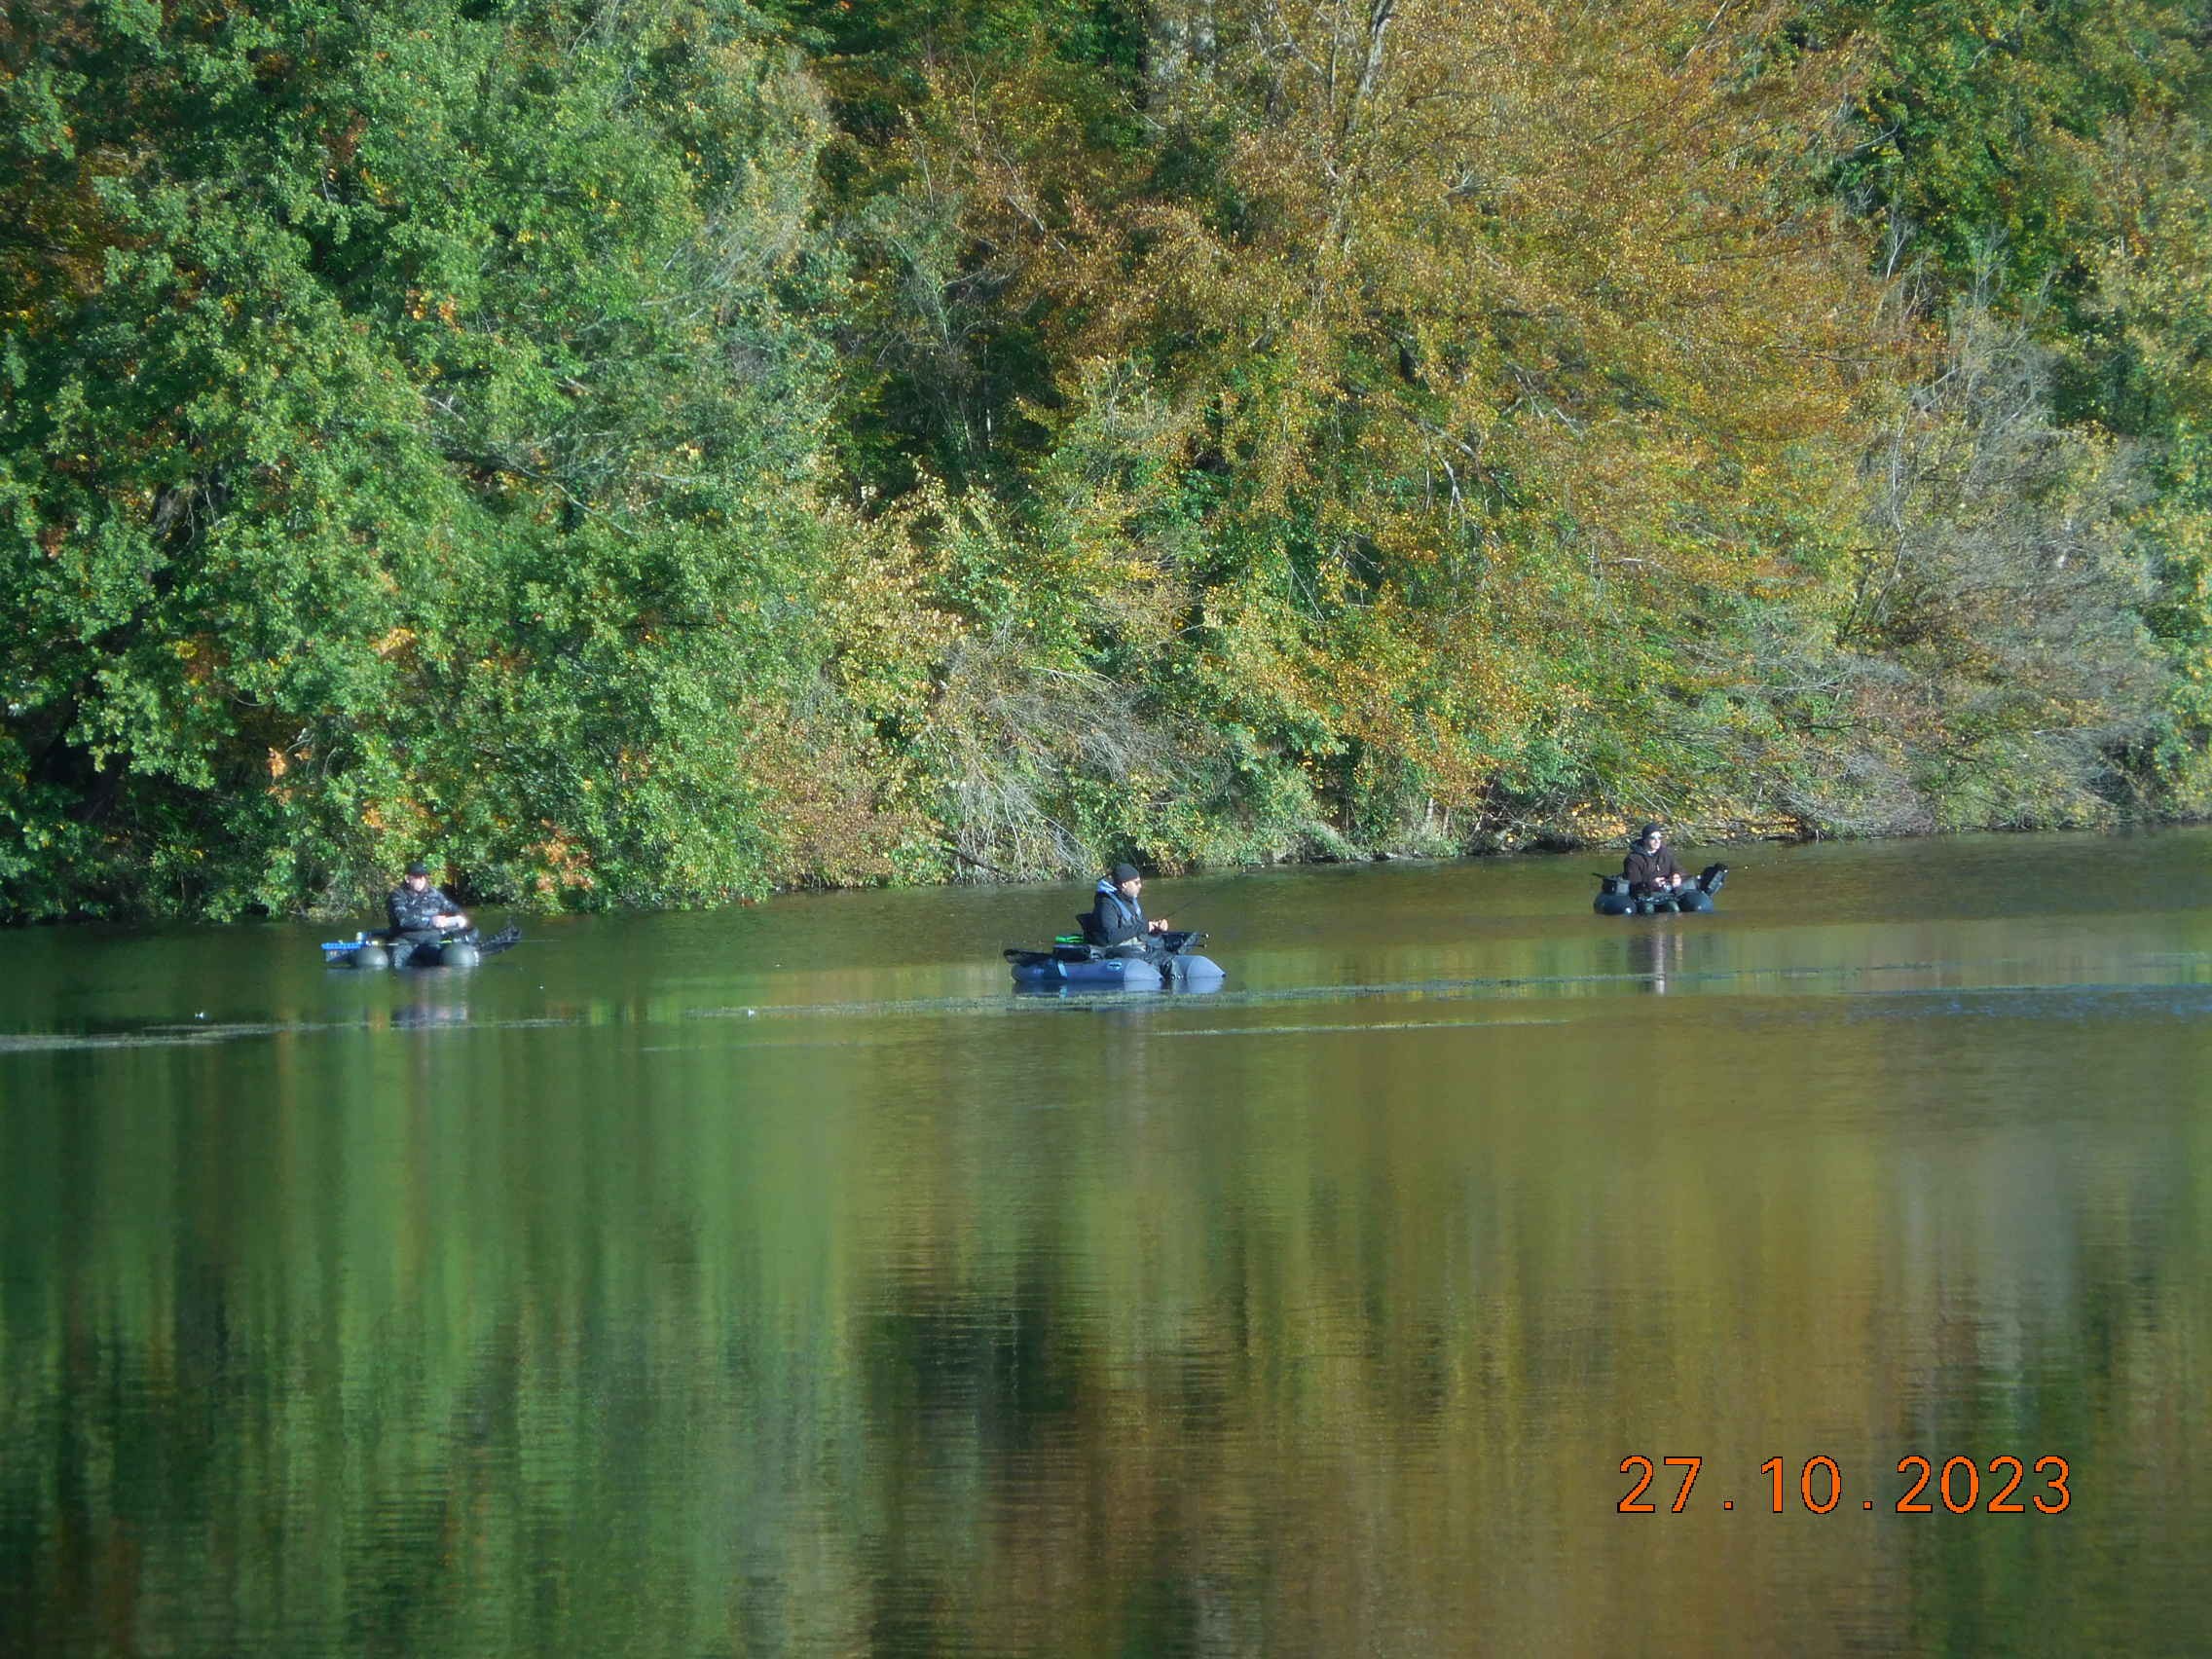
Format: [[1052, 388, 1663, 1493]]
[[3, 0, 2208, 919]]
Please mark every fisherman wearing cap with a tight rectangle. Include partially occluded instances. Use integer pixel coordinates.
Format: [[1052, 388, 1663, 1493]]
[[387, 861, 470, 942], [1622, 824, 1687, 898], [1084, 862, 1173, 962]]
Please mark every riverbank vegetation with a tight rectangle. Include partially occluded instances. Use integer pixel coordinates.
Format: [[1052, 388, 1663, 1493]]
[[5, 0, 2208, 918]]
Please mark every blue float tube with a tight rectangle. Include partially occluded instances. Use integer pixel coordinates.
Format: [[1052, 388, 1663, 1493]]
[[1005, 931, 1225, 988], [1593, 865, 1727, 916], [323, 925, 519, 969]]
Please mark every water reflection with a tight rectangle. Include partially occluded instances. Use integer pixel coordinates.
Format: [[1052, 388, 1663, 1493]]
[[1010, 978, 1226, 1000], [1625, 924, 1687, 993], [389, 999, 471, 1030], [3, 831, 2211, 1654], [388, 974, 473, 1030]]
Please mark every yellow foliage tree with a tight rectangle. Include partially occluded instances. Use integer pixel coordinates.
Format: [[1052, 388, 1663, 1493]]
[[902, 0, 1901, 841]]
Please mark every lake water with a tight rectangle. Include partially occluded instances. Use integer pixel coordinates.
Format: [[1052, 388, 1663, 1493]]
[[4, 830, 2210, 1655]]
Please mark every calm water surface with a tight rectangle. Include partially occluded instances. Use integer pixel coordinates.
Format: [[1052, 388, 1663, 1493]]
[[4, 831, 2210, 1655]]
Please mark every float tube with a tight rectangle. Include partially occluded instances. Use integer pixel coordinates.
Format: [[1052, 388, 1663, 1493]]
[[1594, 864, 1728, 916], [1005, 930, 1225, 989], [324, 924, 521, 969]]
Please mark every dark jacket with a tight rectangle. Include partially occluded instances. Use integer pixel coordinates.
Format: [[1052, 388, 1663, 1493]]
[[1083, 879, 1148, 948], [1622, 844, 1685, 897], [387, 881, 456, 935]]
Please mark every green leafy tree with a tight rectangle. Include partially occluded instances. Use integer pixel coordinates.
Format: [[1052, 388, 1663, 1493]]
[[1, 0, 909, 918]]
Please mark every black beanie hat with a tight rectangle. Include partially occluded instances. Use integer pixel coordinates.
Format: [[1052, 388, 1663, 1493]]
[[406, 861, 430, 877], [1111, 862, 1142, 884], [1637, 824, 1663, 841]]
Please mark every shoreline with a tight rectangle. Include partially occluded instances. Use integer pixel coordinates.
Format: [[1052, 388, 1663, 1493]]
[[10, 817, 2202, 929]]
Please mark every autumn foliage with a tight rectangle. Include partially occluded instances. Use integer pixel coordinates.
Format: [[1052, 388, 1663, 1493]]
[[3, 0, 2206, 917]]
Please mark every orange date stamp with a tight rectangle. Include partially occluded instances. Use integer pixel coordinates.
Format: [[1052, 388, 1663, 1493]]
[[1618, 1455, 2071, 1515]]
